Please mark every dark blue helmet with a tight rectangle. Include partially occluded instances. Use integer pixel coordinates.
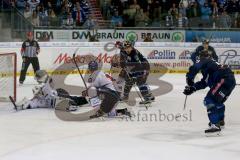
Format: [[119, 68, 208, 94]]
[[88, 61, 98, 71]]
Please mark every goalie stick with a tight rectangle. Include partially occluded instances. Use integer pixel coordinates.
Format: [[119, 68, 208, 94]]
[[9, 96, 18, 111]]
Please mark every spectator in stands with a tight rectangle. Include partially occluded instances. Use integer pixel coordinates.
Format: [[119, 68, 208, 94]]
[[16, 0, 26, 8], [138, 0, 148, 12], [122, 4, 137, 26], [181, 0, 189, 8], [177, 13, 188, 28], [187, 1, 201, 18], [135, 8, 147, 27], [225, 0, 240, 27], [165, 12, 174, 27], [200, 2, 212, 27], [211, 1, 219, 28], [23, 5, 32, 20], [130, 0, 141, 10], [146, 0, 154, 21], [44, 1, 53, 15], [55, 0, 62, 14], [161, 0, 169, 13], [27, 0, 40, 11], [48, 8, 58, 26], [101, 0, 111, 19], [236, 14, 240, 28], [111, 9, 123, 27], [217, 9, 232, 28], [217, 0, 226, 6], [32, 10, 40, 26], [72, 2, 85, 26], [198, 0, 205, 6], [83, 14, 97, 29], [111, 0, 124, 15], [39, 5, 49, 26], [81, 0, 90, 15], [225, 0, 240, 17], [63, 12, 74, 27], [179, 1, 187, 17], [153, 0, 162, 20], [168, 3, 178, 21]]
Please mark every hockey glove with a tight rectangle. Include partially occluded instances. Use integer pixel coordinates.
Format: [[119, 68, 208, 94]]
[[82, 90, 88, 97], [183, 86, 196, 95], [186, 77, 194, 86]]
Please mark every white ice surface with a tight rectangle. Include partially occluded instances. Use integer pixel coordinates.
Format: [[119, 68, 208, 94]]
[[0, 74, 240, 160]]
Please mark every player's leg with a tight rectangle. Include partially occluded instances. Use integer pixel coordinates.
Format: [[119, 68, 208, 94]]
[[19, 57, 31, 84], [98, 88, 119, 113], [207, 76, 236, 127], [31, 57, 40, 74], [136, 76, 154, 103], [122, 76, 135, 101], [203, 96, 222, 135]]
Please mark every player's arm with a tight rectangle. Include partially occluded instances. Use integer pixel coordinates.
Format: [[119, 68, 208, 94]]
[[36, 41, 40, 55], [20, 41, 26, 57], [184, 61, 206, 95], [211, 47, 218, 62], [186, 61, 203, 86], [119, 51, 127, 68], [136, 50, 150, 70]]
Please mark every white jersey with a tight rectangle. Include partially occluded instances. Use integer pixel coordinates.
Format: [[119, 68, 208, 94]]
[[21, 77, 57, 109], [88, 70, 116, 91]]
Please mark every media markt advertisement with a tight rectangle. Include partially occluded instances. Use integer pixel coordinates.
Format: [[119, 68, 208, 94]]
[[34, 29, 185, 42]]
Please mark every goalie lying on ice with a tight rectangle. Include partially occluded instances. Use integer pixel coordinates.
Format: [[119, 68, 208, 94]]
[[14, 70, 87, 111]]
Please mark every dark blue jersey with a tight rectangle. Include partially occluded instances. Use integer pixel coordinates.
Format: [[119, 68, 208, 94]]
[[186, 58, 234, 90], [191, 45, 218, 63], [120, 48, 150, 77]]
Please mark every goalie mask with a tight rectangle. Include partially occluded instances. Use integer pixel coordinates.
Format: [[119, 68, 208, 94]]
[[35, 70, 49, 83]]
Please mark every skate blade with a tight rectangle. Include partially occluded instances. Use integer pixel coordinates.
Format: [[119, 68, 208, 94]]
[[205, 131, 222, 137]]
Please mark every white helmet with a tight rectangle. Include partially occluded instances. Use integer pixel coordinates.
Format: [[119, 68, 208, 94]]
[[35, 70, 49, 83]]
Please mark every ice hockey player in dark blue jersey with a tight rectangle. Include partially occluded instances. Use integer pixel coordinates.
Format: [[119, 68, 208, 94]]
[[115, 41, 155, 104], [191, 39, 218, 63], [184, 50, 236, 135]]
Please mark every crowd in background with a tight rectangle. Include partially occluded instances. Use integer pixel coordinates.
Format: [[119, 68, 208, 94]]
[[100, 0, 240, 28], [5, 0, 240, 28], [9, 0, 93, 28]]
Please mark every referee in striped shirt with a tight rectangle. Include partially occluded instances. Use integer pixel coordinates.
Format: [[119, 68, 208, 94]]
[[19, 32, 40, 85]]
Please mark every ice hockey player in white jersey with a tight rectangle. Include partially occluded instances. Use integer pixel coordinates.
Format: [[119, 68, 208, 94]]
[[83, 61, 131, 118], [15, 70, 58, 110]]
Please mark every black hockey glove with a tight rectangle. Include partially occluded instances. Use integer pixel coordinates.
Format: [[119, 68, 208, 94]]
[[183, 86, 196, 95], [186, 77, 194, 86]]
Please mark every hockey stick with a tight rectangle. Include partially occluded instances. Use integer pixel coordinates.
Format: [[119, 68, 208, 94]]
[[123, 68, 149, 110], [183, 95, 188, 110], [72, 49, 88, 90], [9, 96, 18, 111]]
